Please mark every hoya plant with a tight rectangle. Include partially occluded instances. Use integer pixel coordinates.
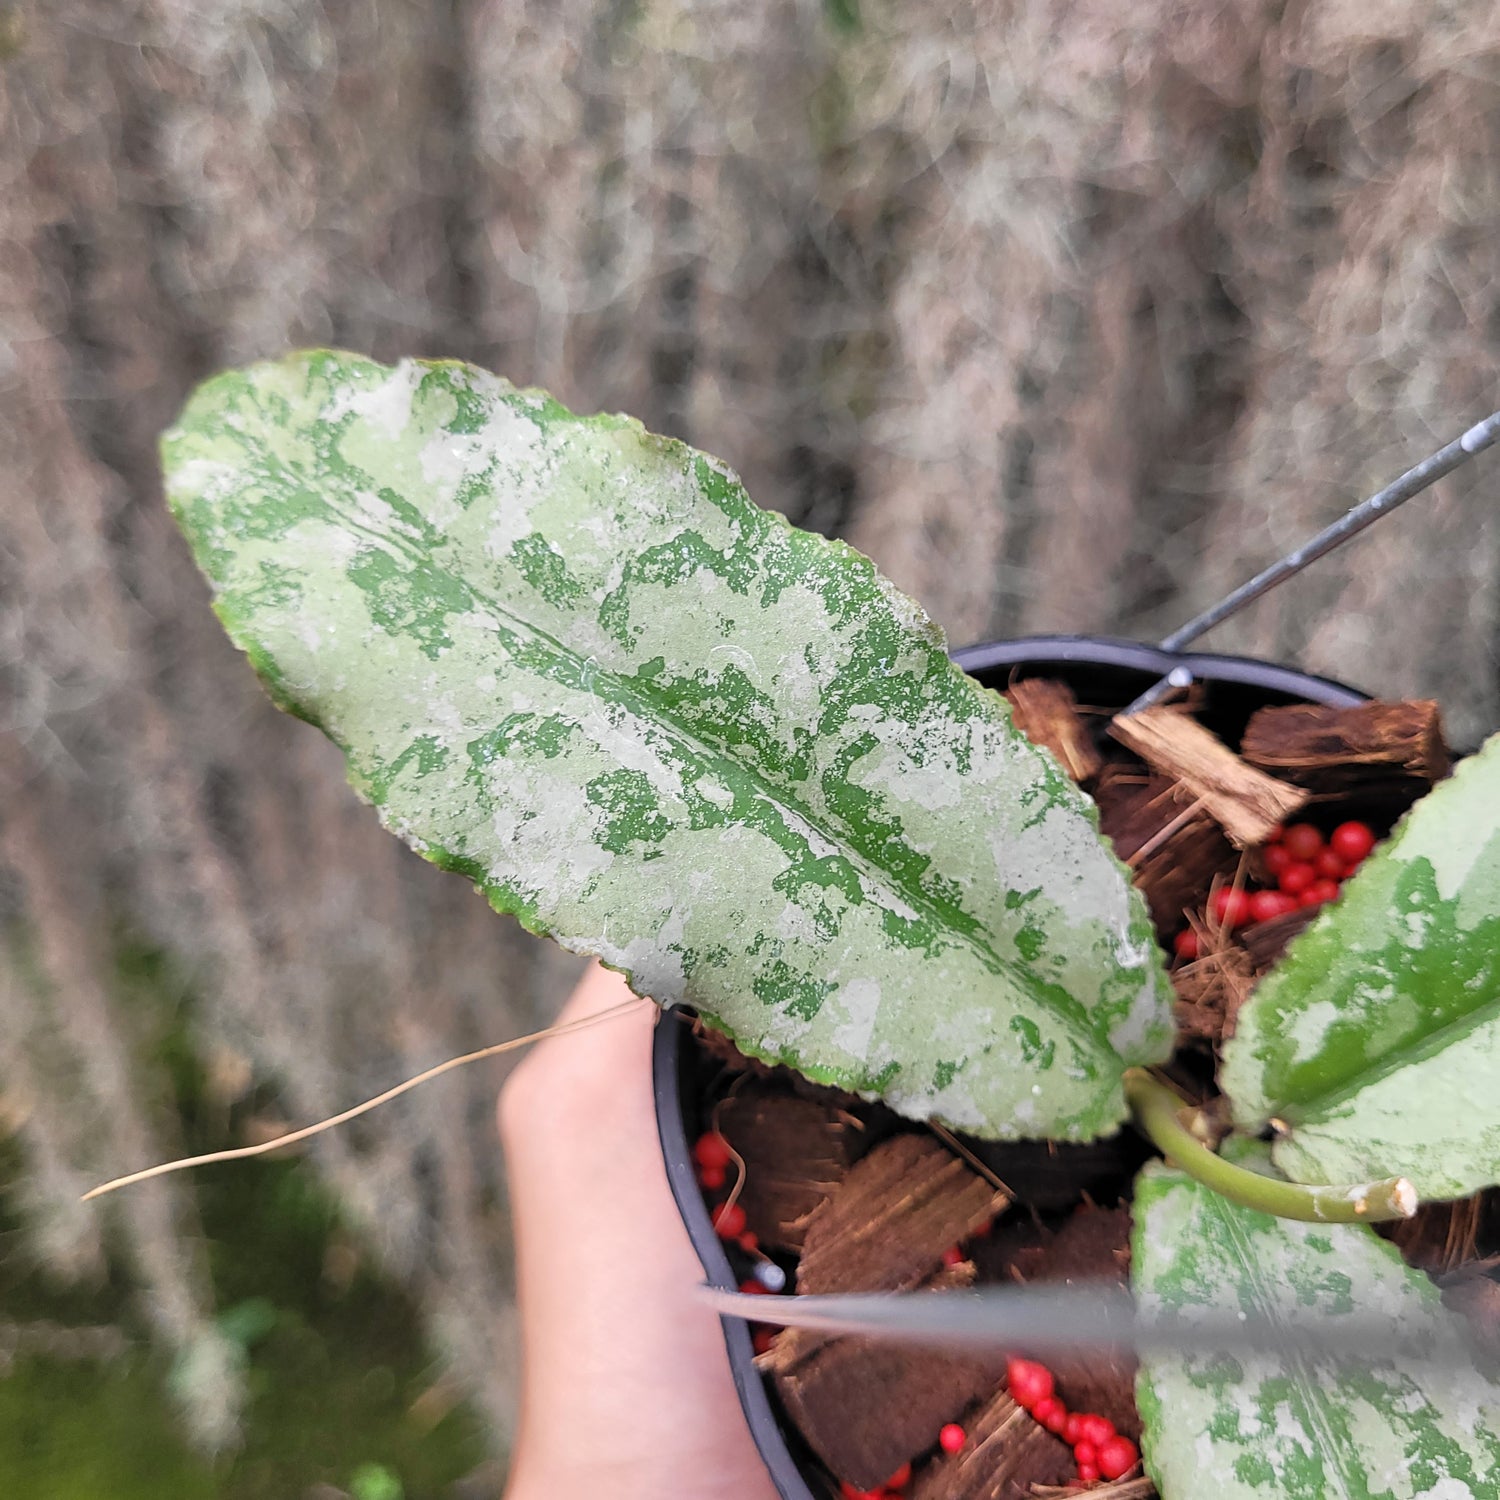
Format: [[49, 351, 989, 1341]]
[[163, 351, 1500, 1498]]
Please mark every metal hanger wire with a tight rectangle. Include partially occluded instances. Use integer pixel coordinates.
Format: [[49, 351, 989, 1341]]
[[1121, 409, 1500, 716]]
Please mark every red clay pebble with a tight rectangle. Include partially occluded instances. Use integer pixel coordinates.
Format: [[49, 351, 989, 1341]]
[[1279, 860, 1316, 896], [1300, 878, 1341, 908], [886, 1462, 912, 1489], [694, 1131, 733, 1170], [699, 1163, 726, 1190], [941, 1245, 966, 1268], [1033, 1397, 1068, 1434], [1283, 823, 1325, 861], [713, 1202, 747, 1238], [1097, 1435, 1139, 1480], [1062, 1413, 1086, 1445], [1076, 1462, 1100, 1484], [1264, 842, 1293, 877], [1314, 847, 1349, 880], [738, 1231, 760, 1253], [1073, 1441, 1097, 1468], [1077, 1414, 1115, 1447], [1210, 886, 1252, 927], [939, 1423, 966, 1455], [738, 1277, 770, 1296], [1172, 928, 1200, 961], [1006, 1357, 1054, 1411], [752, 1328, 776, 1356], [1331, 820, 1377, 864], [1248, 889, 1299, 923]]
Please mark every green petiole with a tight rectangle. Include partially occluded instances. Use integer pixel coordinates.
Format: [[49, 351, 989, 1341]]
[[1123, 1069, 1417, 1224]]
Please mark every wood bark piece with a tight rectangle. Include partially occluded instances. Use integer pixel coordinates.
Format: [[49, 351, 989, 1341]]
[[1092, 766, 1237, 933], [716, 1085, 865, 1252], [767, 1295, 1004, 1492], [1005, 678, 1104, 784], [766, 1135, 1011, 1486], [1239, 905, 1318, 972], [796, 1133, 1011, 1295], [909, 1387, 1074, 1500], [1240, 699, 1450, 793], [985, 1206, 1142, 1440], [1032, 1481, 1158, 1500], [1109, 707, 1310, 847]]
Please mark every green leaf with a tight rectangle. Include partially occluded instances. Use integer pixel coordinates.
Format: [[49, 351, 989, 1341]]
[[1134, 1160, 1500, 1500], [350, 1463, 404, 1500], [1221, 737, 1500, 1200], [215, 1297, 279, 1351], [161, 350, 1170, 1139]]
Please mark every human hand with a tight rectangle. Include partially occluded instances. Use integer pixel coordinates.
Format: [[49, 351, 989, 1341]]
[[499, 964, 781, 1500]]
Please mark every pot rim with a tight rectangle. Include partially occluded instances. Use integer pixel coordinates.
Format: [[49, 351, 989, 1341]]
[[651, 633, 1368, 1500], [947, 633, 1366, 708]]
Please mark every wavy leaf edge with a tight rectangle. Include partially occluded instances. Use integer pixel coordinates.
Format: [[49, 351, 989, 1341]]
[[162, 349, 1173, 1141], [1222, 734, 1500, 1200]]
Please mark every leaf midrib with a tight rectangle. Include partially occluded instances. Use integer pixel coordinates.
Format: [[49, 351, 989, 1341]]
[[260, 422, 1119, 1073], [1274, 989, 1500, 1127], [1212, 1196, 1359, 1500]]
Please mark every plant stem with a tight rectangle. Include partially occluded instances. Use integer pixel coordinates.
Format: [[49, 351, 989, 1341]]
[[1123, 1070, 1417, 1223]]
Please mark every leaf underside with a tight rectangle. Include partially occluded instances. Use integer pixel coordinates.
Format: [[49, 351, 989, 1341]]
[[162, 350, 1171, 1139], [1221, 736, 1500, 1200], [1134, 1161, 1500, 1500]]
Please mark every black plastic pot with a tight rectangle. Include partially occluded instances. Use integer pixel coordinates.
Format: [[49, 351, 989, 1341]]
[[652, 634, 1367, 1500]]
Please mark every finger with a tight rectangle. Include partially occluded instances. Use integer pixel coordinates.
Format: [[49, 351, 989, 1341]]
[[502, 963, 655, 1122], [558, 959, 646, 1022], [500, 967, 776, 1498]]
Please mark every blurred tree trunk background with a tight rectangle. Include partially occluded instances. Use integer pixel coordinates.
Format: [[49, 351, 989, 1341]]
[[4, 0, 1499, 1464]]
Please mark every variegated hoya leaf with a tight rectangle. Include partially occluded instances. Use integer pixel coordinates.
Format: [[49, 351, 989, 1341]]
[[1134, 1160, 1500, 1500], [1221, 735, 1500, 1200], [161, 351, 1172, 1139]]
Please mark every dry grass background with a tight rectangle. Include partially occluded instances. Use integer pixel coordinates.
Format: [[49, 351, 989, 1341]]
[[3, 0, 1499, 1457]]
